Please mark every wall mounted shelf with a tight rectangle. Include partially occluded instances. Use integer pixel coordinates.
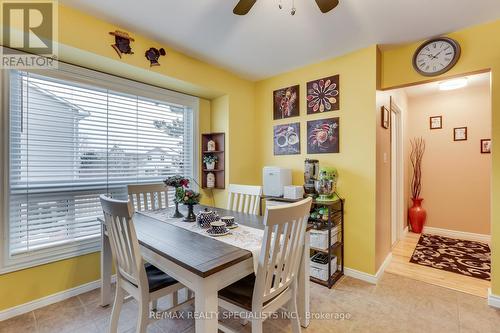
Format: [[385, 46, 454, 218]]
[[201, 133, 225, 189]]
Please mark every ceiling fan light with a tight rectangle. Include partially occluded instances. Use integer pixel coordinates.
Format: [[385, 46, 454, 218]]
[[439, 78, 468, 91]]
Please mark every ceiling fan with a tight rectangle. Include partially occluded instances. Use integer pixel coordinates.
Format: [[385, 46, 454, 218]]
[[233, 0, 339, 15]]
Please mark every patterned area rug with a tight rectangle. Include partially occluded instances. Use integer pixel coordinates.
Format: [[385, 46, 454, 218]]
[[410, 234, 491, 281]]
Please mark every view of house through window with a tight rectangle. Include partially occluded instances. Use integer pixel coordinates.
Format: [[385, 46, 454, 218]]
[[7, 69, 195, 265]]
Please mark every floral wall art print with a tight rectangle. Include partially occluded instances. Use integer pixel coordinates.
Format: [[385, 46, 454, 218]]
[[273, 123, 301, 155], [273, 85, 299, 120], [306, 75, 340, 114], [307, 118, 339, 154]]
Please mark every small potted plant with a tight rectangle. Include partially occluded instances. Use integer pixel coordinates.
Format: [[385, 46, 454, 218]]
[[203, 154, 218, 170], [176, 188, 201, 222], [164, 175, 190, 218]]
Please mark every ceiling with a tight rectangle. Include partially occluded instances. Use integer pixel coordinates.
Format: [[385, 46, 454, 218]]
[[60, 0, 500, 81], [402, 72, 491, 98]]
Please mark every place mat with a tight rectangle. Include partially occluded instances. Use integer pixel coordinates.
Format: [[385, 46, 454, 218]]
[[409, 233, 491, 281], [138, 208, 264, 273]]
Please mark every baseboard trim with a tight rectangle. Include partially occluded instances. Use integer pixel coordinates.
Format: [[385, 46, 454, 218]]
[[0, 275, 116, 322], [488, 288, 500, 309], [344, 267, 378, 284], [344, 253, 392, 285], [375, 253, 392, 281], [423, 226, 490, 243]]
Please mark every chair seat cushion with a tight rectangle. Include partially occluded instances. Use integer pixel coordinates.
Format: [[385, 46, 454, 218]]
[[145, 263, 178, 292], [218, 274, 281, 311]]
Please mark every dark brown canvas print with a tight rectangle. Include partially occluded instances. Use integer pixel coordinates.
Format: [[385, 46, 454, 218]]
[[307, 118, 339, 154], [273, 85, 299, 119], [306, 75, 339, 114]]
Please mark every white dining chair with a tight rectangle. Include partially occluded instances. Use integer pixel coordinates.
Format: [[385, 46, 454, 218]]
[[218, 197, 313, 333], [227, 184, 263, 215], [127, 183, 169, 211], [99, 195, 192, 333]]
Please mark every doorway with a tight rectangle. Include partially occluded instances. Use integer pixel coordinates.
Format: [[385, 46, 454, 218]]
[[390, 100, 403, 247], [385, 72, 492, 298]]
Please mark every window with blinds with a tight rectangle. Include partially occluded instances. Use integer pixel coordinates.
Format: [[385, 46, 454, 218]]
[[5, 67, 197, 269]]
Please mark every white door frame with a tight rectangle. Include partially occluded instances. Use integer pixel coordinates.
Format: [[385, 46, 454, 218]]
[[390, 99, 404, 246]]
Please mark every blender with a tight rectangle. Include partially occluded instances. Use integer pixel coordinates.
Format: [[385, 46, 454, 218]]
[[303, 159, 319, 197]]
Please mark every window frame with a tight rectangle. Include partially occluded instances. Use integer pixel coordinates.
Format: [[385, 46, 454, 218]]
[[0, 60, 199, 274]]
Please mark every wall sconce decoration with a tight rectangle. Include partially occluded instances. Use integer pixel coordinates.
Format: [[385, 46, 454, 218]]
[[109, 30, 135, 58], [145, 47, 166, 66]]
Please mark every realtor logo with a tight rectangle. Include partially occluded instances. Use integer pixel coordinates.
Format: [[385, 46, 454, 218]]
[[1, 0, 58, 68]]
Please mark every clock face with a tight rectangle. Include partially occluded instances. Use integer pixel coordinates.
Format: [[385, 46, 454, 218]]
[[413, 38, 461, 76]]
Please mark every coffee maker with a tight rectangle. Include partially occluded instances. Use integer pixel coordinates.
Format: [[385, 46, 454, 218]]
[[303, 159, 319, 197]]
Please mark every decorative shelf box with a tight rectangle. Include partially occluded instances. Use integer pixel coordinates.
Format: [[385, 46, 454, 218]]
[[201, 133, 225, 189]]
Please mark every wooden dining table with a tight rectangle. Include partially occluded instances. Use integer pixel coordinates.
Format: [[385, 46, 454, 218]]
[[100, 204, 311, 333]]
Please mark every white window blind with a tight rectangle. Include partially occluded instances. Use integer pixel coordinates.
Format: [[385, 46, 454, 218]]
[[5, 67, 197, 269]]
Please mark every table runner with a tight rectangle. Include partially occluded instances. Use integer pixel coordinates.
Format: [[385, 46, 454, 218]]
[[137, 208, 264, 273]]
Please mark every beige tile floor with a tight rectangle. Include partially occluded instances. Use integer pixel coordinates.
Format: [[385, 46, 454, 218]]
[[1, 273, 499, 333]]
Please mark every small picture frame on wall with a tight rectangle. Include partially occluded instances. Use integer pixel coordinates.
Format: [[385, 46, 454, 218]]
[[430, 116, 442, 129], [481, 139, 492, 154], [454, 127, 467, 141], [381, 106, 390, 129]]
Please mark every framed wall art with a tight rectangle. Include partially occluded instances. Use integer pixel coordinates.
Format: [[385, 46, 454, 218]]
[[273, 123, 301, 155], [306, 75, 339, 114], [481, 139, 491, 154], [454, 127, 467, 141], [381, 106, 390, 129], [307, 117, 339, 154], [273, 85, 299, 120], [430, 116, 442, 129]]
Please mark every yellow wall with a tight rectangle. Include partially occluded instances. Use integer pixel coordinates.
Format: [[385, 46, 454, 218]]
[[255, 46, 379, 274], [0, 4, 258, 311], [380, 20, 500, 294]]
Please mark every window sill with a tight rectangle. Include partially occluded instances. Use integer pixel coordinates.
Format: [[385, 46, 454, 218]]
[[0, 238, 101, 275]]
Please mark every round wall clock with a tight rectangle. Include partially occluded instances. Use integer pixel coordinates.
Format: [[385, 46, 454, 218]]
[[412, 37, 461, 77]]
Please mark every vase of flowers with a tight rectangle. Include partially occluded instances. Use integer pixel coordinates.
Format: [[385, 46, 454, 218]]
[[203, 154, 218, 170], [177, 188, 201, 222], [409, 138, 426, 233], [164, 175, 190, 218]]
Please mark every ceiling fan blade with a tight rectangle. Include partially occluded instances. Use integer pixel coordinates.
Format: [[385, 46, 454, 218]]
[[233, 0, 257, 15], [315, 0, 339, 13]]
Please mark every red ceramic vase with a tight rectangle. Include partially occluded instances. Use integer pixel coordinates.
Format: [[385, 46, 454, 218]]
[[408, 198, 426, 233]]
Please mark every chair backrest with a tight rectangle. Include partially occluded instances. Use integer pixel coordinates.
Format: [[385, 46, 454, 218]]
[[252, 197, 312, 309], [100, 195, 144, 287], [227, 184, 262, 215], [128, 183, 169, 211]]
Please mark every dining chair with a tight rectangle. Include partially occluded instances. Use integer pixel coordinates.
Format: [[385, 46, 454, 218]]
[[227, 184, 263, 215], [99, 195, 192, 333], [218, 197, 313, 333], [127, 183, 169, 211]]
